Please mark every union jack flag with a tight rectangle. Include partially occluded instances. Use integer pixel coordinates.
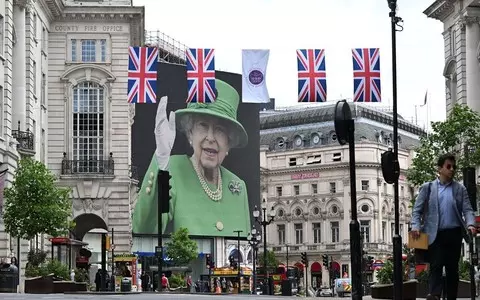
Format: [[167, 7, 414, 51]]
[[352, 48, 381, 102], [127, 46, 158, 104], [186, 48, 216, 103], [296, 49, 327, 102]]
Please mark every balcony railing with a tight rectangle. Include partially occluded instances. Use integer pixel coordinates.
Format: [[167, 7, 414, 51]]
[[12, 121, 34, 153], [61, 152, 114, 175]]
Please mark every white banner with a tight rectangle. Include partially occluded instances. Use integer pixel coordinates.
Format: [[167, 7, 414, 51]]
[[242, 49, 270, 103]]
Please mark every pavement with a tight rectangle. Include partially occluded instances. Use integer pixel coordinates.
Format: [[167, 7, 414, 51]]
[[0, 293, 475, 299]]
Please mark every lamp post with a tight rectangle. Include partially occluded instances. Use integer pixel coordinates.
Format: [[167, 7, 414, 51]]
[[247, 228, 261, 295], [253, 198, 276, 295], [285, 244, 290, 277], [233, 230, 243, 291], [386, 1, 404, 299]]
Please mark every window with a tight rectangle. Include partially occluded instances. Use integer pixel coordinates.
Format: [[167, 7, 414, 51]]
[[331, 221, 339, 243], [382, 221, 386, 241], [401, 186, 404, 197], [72, 39, 77, 61], [276, 186, 282, 197], [293, 185, 299, 195], [450, 26, 456, 57], [332, 152, 342, 162], [360, 220, 370, 243], [277, 224, 285, 245], [101, 39, 106, 62], [0, 14, 4, 55], [32, 61, 37, 96], [294, 223, 303, 244], [41, 129, 45, 163], [361, 180, 369, 191], [72, 82, 104, 173], [313, 223, 321, 244], [295, 208, 302, 216], [289, 157, 298, 166], [306, 155, 321, 165], [361, 204, 369, 213], [400, 224, 404, 239], [383, 183, 387, 194], [81, 40, 96, 62], [41, 73, 46, 106], [311, 183, 317, 194], [330, 182, 336, 193]]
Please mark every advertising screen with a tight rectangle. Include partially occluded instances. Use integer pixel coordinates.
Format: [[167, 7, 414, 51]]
[[131, 62, 260, 238]]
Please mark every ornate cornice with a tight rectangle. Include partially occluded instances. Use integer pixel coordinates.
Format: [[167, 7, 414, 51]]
[[423, 0, 455, 22], [456, 16, 480, 30], [43, 0, 64, 20]]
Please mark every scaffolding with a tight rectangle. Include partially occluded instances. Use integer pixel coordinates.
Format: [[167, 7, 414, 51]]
[[145, 30, 188, 65]]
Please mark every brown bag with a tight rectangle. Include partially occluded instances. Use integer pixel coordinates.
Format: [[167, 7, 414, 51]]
[[411, 182, 431, 263]]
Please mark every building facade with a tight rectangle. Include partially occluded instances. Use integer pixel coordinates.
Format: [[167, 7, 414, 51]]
[[0, 0, 51, 267], [424, 0, 480, 115], [46, 0, 143, 263], [260, 103, 424, 287]]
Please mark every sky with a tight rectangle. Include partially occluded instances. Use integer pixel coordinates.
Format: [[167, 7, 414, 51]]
[[133, 0, 446, 131]]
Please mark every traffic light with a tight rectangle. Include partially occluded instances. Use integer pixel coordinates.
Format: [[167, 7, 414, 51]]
[[229, 255, 235, 268], [158, 170, 172, 213], [206, 254, 212, 268], [301, 252, 308, 265], [322, 254, 329, 267]]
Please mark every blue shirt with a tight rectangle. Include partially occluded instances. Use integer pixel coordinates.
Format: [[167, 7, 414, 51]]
[[437, 179, 461, 230]]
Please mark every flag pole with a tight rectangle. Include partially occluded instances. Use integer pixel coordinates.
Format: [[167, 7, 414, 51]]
[[414, 105, 418, 125]]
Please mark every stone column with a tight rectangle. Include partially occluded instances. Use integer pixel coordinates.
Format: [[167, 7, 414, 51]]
[[12, 0, 27, 131], [463, 12, 480, 112]]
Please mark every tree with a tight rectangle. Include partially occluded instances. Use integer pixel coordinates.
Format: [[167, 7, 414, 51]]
[[407, 104, 480, 191], [3, 158, 72, 240], [165, 227, 198, 266], [258, 249, 280, 270]]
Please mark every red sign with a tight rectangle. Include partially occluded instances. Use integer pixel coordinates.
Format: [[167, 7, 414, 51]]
[[291, 172, 319, 180]]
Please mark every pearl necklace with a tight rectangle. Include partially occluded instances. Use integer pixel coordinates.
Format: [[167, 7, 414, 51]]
[[191, 158, 222, 202]]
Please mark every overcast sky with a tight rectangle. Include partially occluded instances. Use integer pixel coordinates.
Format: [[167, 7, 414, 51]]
[[133, 0, 446, 131]]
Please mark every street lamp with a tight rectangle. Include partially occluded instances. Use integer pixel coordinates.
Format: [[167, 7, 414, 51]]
[[253, 198, 276, 295], [247, 228, 261, 295], [385, 1, 404, 299]]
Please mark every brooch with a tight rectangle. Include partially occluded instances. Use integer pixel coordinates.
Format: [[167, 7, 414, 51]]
[[228, 180, 242, 195]]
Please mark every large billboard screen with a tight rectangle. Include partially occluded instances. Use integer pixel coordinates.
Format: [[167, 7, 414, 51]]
[[132, 62, 260, 238]]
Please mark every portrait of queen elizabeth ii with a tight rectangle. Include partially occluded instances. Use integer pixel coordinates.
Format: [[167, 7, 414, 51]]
[[132, 79, 252, 237]]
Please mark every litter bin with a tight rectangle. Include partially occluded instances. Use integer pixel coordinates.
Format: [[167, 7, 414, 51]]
[[0, 263, 18, 293], [120, 277, 132, 292]]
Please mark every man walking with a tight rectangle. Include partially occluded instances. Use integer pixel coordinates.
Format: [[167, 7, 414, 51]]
[[411, 153, 476, 300]]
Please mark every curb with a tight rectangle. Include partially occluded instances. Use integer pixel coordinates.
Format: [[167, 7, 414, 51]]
[[64, 292, 142, 295]]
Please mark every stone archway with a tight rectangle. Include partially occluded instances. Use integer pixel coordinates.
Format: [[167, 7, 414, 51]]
[[72, 213, 108, 240]]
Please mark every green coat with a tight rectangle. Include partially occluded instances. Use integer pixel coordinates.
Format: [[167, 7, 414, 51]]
[[132, 154, 251, 238]]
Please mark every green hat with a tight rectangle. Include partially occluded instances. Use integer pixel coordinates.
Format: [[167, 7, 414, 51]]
[[176, 79, 248, 148]]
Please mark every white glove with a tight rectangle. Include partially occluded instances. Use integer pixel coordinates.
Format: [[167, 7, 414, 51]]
[[154, 96, 176, 170]]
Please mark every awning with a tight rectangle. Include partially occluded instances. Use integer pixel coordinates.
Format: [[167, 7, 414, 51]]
[[311, 262, 322, 273]]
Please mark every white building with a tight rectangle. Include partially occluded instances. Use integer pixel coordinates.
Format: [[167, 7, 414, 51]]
[[47, 0, 143, 262], [0, 0, 51, 265], [0, 0, 144, 289], [424, 0, 480, 115], [260, 103, 424, 287]]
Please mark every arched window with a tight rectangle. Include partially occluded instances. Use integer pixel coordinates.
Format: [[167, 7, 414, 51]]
[[72, 82, 105, 173]]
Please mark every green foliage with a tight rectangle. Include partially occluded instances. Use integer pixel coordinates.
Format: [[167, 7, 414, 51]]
[[459, 259, 471, 281], [376, 260, 394, 284], [258, 250, 280, 270], [25, 259, 69, 280], [3, 158, 73, 240], [169, 273, 185, 288], [27, 249, 48, 267], [407, 104, 480, 191], [165, 227, 198, 266]]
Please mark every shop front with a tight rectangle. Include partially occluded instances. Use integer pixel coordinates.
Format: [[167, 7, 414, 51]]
[[206, 267, 252, 294]]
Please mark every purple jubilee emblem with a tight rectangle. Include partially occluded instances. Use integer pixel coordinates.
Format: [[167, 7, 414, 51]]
[[248, 70, 264, 85]]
